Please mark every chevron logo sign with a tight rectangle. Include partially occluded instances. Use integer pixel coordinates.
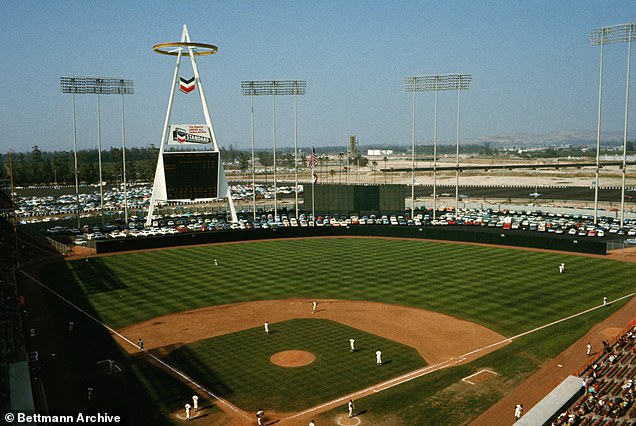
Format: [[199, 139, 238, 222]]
[[179, 76, 195, 93]]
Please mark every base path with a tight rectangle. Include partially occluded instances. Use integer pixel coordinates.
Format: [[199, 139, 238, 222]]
[[117, 299, 507, 365]]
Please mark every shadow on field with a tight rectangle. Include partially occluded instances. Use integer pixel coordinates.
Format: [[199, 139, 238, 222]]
[[161, 344, 234, 398], [20, 261, 192, 425], [55, 260, 128, 295]]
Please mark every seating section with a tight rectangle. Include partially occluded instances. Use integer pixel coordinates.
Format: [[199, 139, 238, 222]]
[[0, 216, 22, 410], [551, 326, 636, 425]]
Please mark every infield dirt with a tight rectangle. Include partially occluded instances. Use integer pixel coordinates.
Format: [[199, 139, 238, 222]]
[[118, 299, 509, 425]]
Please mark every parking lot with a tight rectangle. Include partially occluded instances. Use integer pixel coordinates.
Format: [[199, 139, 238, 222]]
[[9, 183, 636, 244]]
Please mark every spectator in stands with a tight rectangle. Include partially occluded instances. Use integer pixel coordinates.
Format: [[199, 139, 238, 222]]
[[592, 363, 599, 379]]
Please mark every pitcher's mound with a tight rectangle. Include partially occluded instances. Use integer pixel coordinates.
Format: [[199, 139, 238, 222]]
[[270, 350, 315, 367]]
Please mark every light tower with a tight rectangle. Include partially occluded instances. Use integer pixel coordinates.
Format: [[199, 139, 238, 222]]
[[61, 76, 133, 228], [404, 74, 470, 218], [241, 80, 306, 220], [590, 23, 636, 226]]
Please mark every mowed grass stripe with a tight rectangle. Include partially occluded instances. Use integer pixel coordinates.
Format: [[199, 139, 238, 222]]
[[40, 238, 636, 336]]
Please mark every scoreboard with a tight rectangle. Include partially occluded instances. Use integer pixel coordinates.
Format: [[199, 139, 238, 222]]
[[162, 151, 219, 200], [304, 184, 405, 215]]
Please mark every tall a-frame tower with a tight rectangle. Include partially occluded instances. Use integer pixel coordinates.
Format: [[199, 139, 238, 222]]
[[146, 25, 237, 227]]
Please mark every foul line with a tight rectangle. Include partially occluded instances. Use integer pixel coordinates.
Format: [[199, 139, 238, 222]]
[[284, 292, 635, 422], [19, 270, 250, 421]]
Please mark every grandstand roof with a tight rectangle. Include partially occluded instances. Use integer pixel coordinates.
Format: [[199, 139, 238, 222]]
[[9, 361, 35, 411], [514, 375, 583, 426]]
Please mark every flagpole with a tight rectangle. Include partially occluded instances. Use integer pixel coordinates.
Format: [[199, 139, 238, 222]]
[[307, 146, 317, 224], [311, 164, 315, 224]]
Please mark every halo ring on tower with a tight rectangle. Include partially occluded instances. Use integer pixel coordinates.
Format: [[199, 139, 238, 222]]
[[152, 41, 218, 56]]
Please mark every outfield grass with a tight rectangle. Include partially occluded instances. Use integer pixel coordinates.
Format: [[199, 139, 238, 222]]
[[163, 318, 425, 411], [43, 238, 635, 335], [38, 237, 636, 423]]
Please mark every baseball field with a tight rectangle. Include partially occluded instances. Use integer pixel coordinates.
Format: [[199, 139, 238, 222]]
[[33, 237, 636, 425]]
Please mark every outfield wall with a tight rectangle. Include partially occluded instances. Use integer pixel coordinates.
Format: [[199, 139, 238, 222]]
[[93, 226, 607, 255]]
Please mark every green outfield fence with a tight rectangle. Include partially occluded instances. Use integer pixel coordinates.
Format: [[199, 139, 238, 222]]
[[93, 225, 607, 255]]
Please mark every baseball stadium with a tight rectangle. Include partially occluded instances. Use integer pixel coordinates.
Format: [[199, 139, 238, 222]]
[[2, 204, 636, 425], [2, 18, 636, 426]]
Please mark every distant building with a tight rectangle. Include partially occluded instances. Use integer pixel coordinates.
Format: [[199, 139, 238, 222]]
[[367, 149, 393, 156]]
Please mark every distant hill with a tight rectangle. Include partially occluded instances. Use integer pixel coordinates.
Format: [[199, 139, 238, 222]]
[[465, 130, 625, 148]]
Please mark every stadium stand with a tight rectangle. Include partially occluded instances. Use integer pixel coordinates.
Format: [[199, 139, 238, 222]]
[[0, 184, 49, 412], [545, 324, 636, 425], [0, 189, 12, 211], [0, 216, 25, 411]]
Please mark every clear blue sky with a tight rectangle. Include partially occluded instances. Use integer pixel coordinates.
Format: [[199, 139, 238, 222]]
[[0, 1, 634, 153]]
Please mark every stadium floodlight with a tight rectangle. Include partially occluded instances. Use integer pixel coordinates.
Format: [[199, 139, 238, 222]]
[[590, 23, 636, 46], [590, 23, 636, 227], [116, 80, 134, 224], [404, 74, 471, 219], [241, 80, 306, 219], [453, 75, 471, 214], [61, 76, 133, 227], [60, 77, 84, 228]]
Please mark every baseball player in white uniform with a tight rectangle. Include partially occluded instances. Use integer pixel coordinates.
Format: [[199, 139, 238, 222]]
[[376, 350, 382, 365], [192, 395, 198, 412], [348, 399, 355, 418], [349, 338, 356, 352], [514, 403, 523, 420]]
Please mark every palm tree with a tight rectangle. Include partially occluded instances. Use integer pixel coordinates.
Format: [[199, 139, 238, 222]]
[[382, 156, 388, 184], [329, 169, 336, 183], [371, 160, 378, 184], [321, 155, 327, 182], [338, 152, 344, 184]]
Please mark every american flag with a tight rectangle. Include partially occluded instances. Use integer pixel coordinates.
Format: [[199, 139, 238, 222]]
[[307, 147, 318, 169]]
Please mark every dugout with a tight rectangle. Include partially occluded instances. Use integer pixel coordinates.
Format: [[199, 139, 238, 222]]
[[303, 184, 405, 216]]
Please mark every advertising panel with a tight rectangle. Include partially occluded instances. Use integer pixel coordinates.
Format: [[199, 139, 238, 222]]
[[168, 124, 211, 145]]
